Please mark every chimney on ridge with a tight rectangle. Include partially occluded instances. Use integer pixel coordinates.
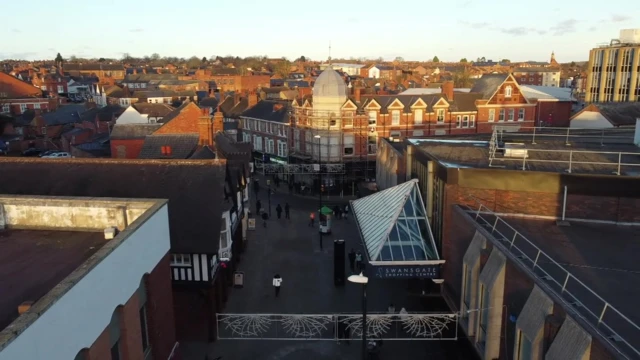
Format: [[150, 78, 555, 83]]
[[441, 81, 454, 101]]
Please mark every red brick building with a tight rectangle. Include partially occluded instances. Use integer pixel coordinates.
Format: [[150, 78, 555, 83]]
[[375, 133, 640, 359], [0, 194, 178, 360], [0, 71, 56, 115]]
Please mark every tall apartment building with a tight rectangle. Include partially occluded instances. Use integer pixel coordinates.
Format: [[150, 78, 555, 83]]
[[585, 29, 640, 103]]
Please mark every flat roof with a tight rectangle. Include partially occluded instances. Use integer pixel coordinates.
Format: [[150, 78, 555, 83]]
[[484, 215, 640, 357], [0, 230, 106, 332], [410, 132, 640, 175]]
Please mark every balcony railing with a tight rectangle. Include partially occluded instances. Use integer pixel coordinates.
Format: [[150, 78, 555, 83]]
[[463, 203, 640, 360]]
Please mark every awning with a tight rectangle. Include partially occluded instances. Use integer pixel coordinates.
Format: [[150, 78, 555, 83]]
[[350, 179, 443, 278]]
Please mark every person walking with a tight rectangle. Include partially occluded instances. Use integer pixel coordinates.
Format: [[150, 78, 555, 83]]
[[309, 212, 315, 227], [284, 203, 290, 219], [348, 248, 356, 273], [262, 211, 268, 228], [272, 274, 282, 297], [355, 251, 363, 272], [276, 204, 283, 219], [253, 178, 260, 197], [344, 204, 349, 221], [256, 199, 262, 215]]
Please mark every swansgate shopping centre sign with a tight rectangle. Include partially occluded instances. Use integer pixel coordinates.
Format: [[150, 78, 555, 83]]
[[374, 264, 440, 279]]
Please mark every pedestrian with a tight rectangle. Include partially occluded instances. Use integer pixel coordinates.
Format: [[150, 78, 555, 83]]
[[262, 211, 268, 228], [253, 179, 260, 197], [276, 204, 283, 219], [274, 176, 280, 188], [272, 274, 282, 297], [284, 203, 290, 219], [355, 251, 363, 272], [309, 212, 315, 227], [388, 303, 396, 314], [348, 248, 356, 273], [344, 204, 349, 221], [288, 182, 294, 194], [256, 199, 262, 215], [333, 205, 341, 220]]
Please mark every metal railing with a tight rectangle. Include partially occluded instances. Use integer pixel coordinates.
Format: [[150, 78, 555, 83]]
[[465, 203, 640, 359], [493, 125, 635, 145]]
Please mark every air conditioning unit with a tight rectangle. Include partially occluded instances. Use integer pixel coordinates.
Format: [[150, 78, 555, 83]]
[[502, 142, 528, 158]]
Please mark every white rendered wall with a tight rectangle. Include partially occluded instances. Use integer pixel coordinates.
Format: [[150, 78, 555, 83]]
[[0, 204, 171, 360], [570, 111, 613, 129]]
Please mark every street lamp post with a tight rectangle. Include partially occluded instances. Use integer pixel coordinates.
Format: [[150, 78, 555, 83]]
[[314, 134, 322, 250], [348, 272, 369, 360], [266, 179, 272, 217]]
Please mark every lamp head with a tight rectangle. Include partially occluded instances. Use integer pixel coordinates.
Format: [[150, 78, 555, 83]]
[[347, 272, 369, 284]]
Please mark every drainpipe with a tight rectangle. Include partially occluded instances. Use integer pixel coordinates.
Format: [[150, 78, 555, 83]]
[[561, 186, 568, 221]]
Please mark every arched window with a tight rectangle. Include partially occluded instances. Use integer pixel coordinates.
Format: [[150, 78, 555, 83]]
[[138, 276, 151, 355], [505, 86, 513, 98], [109, 308, 122, 360]]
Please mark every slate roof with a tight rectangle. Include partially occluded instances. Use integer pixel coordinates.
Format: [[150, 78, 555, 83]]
[[138, 134, 200, 159], [40, 104, 85, 125], [199, 97, 219, 108], [190, 145, 216, 159], [469, 73, 509, 99], [240, 100, 291, 122], [361, 94, 443, 113], [214, 131, 252, 163], [131, 103, 175, 117], [79, 105, 124, 123], [157, 101, 194, 124], [110, 124, 162, 139], [448, 93, 484, 112], [0, 158, 227, 253], [63, 63, 124, 71], [592, 102, 640, 127]]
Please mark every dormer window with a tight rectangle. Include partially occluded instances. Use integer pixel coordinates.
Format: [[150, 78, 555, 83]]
[[505, 86, 513, 98]]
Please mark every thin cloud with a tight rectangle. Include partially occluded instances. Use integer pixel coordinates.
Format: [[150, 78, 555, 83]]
[[129, 28, 144, 33], [11, 29, 21, 33], [610, 14, 631, 22], [549, 19, 577, 36], [347, 17, 359, 24], [459, 20, 490, 29], [588, 26, 597, 32]]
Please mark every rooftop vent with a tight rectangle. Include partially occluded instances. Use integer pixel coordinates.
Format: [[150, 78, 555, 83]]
[[502, 142, 529, 158], [104, 226, 119, 240]]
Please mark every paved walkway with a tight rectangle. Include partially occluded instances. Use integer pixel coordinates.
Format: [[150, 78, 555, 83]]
[[181, 186, 473, 360]]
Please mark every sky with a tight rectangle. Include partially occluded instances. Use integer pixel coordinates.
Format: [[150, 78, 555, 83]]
[[2, 0, 638, 63]]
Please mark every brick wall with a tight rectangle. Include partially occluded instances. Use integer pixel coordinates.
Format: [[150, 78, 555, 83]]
[[111, 139, 145, 159], [153, 103, 202, 135], [146, 254, 178, 360], [537, 101, 573, 127]]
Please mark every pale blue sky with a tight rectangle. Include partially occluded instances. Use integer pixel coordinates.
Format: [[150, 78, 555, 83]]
[[2, 0, 638, 62]]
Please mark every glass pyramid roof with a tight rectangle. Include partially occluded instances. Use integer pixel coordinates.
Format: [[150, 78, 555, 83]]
[[351, 179, 439, 262]]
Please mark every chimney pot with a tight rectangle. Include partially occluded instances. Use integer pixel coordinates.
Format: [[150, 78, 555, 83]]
[[18, 301, 34, 315], [104, 226, 118, 240]]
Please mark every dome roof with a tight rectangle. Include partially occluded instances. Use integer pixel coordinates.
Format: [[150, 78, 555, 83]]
[[313, 67, 348, 98]]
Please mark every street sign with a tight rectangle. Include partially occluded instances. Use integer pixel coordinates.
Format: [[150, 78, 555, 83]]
[[373, 264, 440, 279], [233, 272, 245, 288], [248, 218, 256, 230]]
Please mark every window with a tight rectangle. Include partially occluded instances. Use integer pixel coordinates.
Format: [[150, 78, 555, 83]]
[[111, 341, 121, 360], [505, 85, 513, 97], [499, 109, 505, 122], [277, 140, 287, 157], [518, 108, 525, 121], [20, 104, 27, 113], [455, 115, 461, 128], [343, 112, 353, 127], [462, 115, 469, 128], [414, 109, 423, 124], [161, 146, 172, 156], [436, 109, 444, 123], [478, 285, 490, 346], [470, 115, 475, 127], [139, 306, 150, 354], [220, 214, 229, 249], [41, 127, 47, 135], [266, 139, 275, 154], [34, 103, 41, 109], [391, 110, 400, 125], [57, 85, 64, 93], [343, 134, 354, 155], [293, 129, 300, 150], [517, 330, 533, 360], [368, 110, 377, 125], [1, 104, 8, 113], [488, 109, 495, 122], [412, 130, 424, 136], [171, 254, 191, 266], [463, 265, 473, 309], [508, 109, 515, 121]]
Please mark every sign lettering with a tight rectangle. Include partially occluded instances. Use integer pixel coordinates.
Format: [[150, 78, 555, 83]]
[[374, 264, 440, 279]]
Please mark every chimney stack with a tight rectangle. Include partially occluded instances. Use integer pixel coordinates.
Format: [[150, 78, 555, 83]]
[[213, 104, 224, 135], [355, 88, 361, 103], [441, 81, 454, 101], [248, 91, 258, 107]]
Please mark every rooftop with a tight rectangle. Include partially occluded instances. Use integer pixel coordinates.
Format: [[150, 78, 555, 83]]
[[0, 230, 106, 332], [409, 128, 640, 176], [463, 205, 640, 359]]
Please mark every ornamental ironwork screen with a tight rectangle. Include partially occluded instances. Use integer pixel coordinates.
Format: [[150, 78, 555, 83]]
[[216, 313, 458, 341]]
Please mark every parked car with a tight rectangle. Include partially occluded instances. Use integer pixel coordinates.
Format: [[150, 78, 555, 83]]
[[41, 152, 72, 158], [22, 148, 43, 157], [39, 150, 61, 157]]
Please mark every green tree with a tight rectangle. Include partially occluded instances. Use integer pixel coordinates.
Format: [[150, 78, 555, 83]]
[[501, 59, 510, 63], [274, 59, 292, 78], [394, 56, 404, 62], [453, 69, 473, 88], [296, 55, 307, 62], [432, 56, 440, 62], [187, 56, 201, 69], [55, 53, 63, 64], [460, 58, 468, 63], [98, 58, 106, 62], [570, 61, 576, 67], [202, 56, 207, 63]]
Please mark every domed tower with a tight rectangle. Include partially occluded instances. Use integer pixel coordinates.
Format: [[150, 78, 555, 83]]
[[312, 66, 348, 117], [550, 51, 559, 67]]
